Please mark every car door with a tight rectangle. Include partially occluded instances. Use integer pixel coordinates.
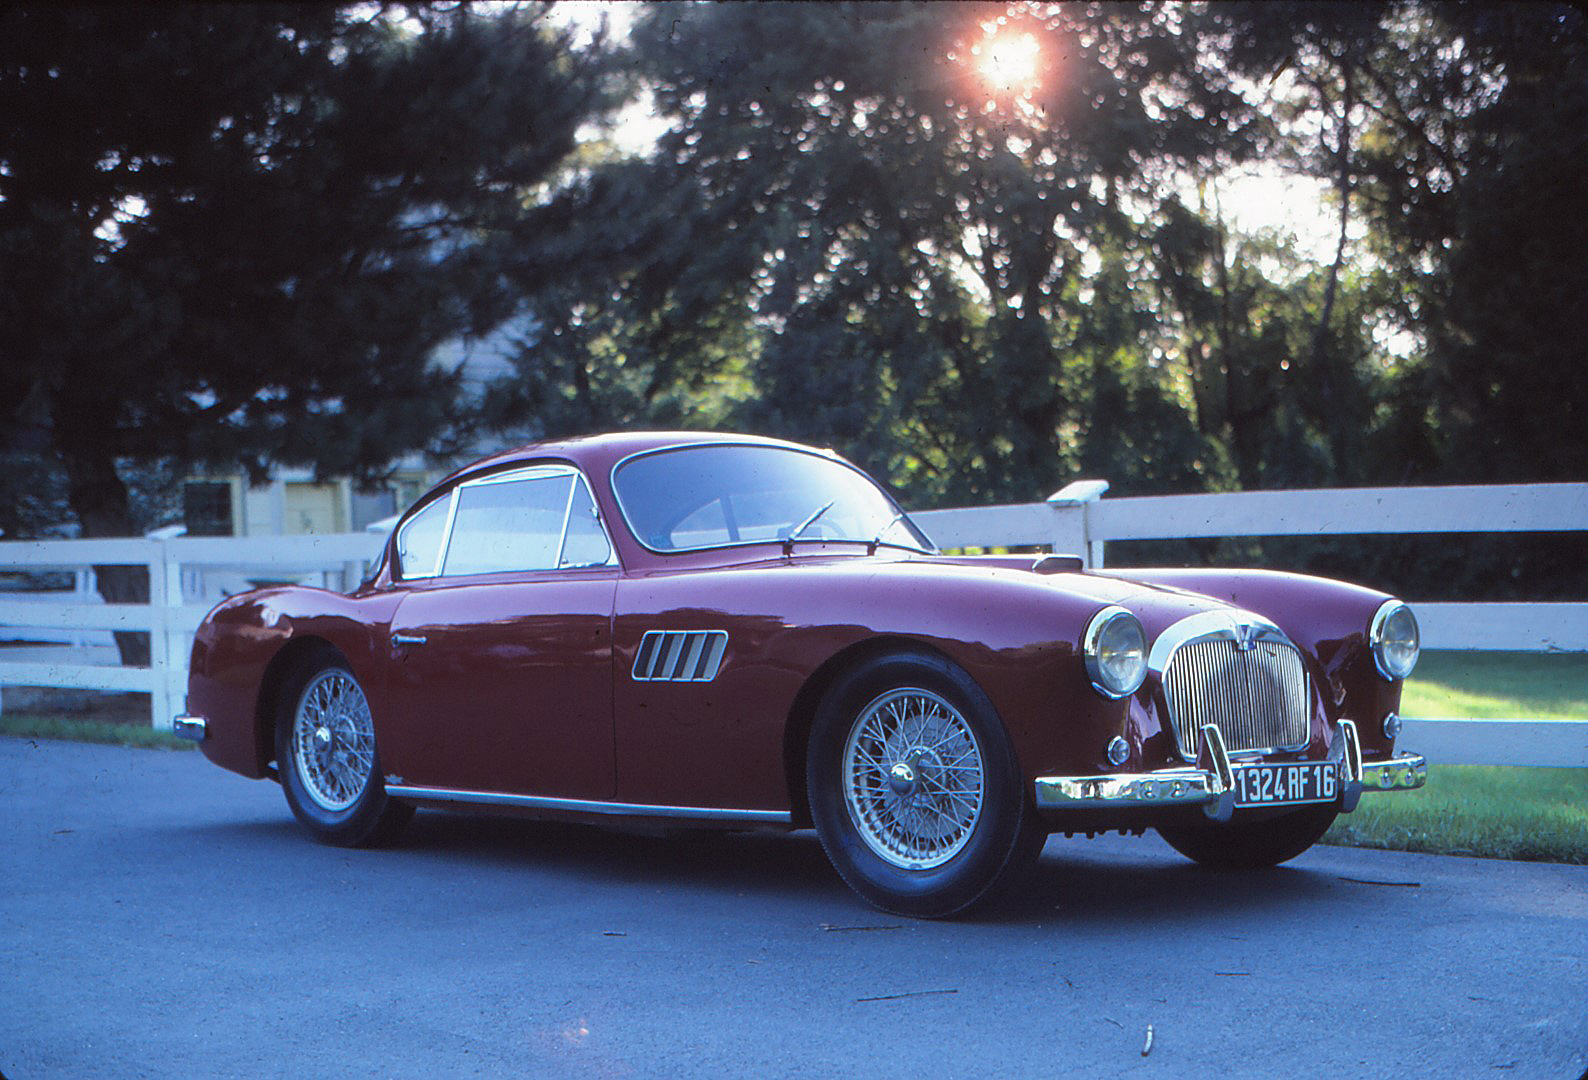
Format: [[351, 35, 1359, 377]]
[[380, 465, 619, 799]]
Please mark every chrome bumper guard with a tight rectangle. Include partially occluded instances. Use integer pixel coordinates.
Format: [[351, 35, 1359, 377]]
[[172, 715, 208, 742], [1034, 721, 1426, 822], [1358, 756, 1428, 793]]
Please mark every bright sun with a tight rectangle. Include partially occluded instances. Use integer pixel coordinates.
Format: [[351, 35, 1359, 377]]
[[974, 30, 1041, 97]]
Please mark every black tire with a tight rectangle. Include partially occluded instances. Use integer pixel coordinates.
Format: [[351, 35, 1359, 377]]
[[1157, 803, 1339, 869], [275, 655, 413, 848], [806, 650, 1046, 918]]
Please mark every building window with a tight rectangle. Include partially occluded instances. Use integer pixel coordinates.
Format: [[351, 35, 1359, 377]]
[[183, 482, 234, 537]]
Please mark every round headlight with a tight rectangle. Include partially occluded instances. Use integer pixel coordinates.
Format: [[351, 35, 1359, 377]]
[[1084, 607, 1147, 699], [1370, 600, 1420, 681]]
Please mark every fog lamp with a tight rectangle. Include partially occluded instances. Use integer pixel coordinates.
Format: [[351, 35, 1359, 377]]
[[1106, 735, 1130, 767]]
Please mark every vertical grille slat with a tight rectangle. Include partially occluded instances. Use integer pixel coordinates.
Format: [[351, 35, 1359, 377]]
[[632, 630, 729, 683], [659, 633, 687, 679], [633, 633, 660, 677], [1162, 635, 1309, 760], [676, 633, 706, 680]]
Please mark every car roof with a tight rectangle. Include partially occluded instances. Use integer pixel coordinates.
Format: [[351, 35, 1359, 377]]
[[444, 431, 836, 485]]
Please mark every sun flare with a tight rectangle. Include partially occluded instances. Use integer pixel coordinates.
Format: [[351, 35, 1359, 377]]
[[974, 30, 1041, 97]]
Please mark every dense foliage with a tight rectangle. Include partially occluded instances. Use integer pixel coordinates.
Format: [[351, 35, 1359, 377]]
[[0, 3, 611, 655], [484, 1, 1585, 511], [2, 2, 1582, 606]]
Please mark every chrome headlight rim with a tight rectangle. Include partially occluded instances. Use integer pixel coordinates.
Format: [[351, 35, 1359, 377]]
[[1083, 606, 1148, 700], [1370, 599, 1420, 682]]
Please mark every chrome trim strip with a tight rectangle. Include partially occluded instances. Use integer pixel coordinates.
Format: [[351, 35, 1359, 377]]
[[1147, 610, 1287, 674], [1034, 768, 1221, 811], [172, 715, 208, 742], [383, 784, 792, 824]]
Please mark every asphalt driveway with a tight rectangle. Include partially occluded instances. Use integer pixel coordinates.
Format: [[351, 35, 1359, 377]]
[[3, 737, 1584, 1078]]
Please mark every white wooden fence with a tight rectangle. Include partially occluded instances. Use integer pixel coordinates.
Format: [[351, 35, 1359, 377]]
[[1, 481, 1584, 766], [0, 534, 383, 730], [911, 480, 1588, 768]]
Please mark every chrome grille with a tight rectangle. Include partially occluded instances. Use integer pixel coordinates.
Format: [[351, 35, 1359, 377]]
[[632, 630, 729, 683], [1162, 637, 1310, 759]]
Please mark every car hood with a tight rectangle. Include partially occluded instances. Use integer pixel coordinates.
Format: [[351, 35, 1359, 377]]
[[902, 555, 1254, 636], [757, 551, 1264, 647]]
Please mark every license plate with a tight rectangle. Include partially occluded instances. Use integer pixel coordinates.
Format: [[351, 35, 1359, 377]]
[[1233, 762, 1338, 807]]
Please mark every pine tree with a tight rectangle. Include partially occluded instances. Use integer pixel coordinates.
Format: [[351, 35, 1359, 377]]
[[0, 4, 610, 660]]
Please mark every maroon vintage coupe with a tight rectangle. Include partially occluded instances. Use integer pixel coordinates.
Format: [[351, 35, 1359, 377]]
[[176, 432, 1426, 916]]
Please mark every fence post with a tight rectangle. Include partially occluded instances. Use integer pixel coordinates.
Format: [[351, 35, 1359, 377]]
[[146, 539, 186, 730], [1048, 480, 1110, 567]]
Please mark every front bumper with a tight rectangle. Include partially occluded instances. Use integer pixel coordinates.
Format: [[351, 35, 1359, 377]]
[[1034, 720, 1426, 822]]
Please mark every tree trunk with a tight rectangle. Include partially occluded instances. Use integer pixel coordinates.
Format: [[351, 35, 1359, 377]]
[[1311, 58, 1355, 484], [53, 394, 150, 667]]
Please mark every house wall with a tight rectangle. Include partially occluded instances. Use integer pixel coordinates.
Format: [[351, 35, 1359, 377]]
[[186, 464, 443, 538]]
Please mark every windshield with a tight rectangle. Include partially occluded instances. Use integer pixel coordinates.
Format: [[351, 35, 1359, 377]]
[[612, 444, 934, 555]]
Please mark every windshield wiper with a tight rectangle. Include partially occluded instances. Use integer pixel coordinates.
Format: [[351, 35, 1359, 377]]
[[782, 500, 835, 555], [867, 512, 905, 555], [867, 511, 933, 556]]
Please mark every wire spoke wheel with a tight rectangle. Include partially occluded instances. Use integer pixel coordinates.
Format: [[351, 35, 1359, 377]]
[[291, 669, 376, 812], [842, 687, 985, 870]]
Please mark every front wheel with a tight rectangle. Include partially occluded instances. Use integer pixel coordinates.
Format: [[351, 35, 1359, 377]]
[[1157, 803, 1338, 869], [276, 657, 413, 847], [807, 650, 1045, 918]]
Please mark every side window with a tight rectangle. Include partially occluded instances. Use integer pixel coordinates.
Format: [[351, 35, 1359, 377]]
[[395, 496, 451, 578], [442, 473, 573, 576], [561, 478, 612, 568]]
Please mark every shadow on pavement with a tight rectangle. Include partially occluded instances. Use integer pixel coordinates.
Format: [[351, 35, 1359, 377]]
[[188, 806, 1354, 922]]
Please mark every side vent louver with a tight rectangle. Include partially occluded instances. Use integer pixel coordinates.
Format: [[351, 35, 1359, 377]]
[[632, 630, 729, 683]]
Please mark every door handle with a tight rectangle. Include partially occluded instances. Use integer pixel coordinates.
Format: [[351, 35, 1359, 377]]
[[391, 632, 428, 648]]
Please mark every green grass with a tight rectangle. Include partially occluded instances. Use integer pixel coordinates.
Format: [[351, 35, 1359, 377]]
[[0, 712, 193, 750], [1399, 650, 1588, 721], [1326, 765, 1587, 864], [1325, 650, 1587, 864]]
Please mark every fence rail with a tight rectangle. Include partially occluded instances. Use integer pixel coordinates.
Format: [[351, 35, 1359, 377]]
[[912, 480, 1588, 655], [0, 533, 383, 727], [2, 481, 1584, 766]]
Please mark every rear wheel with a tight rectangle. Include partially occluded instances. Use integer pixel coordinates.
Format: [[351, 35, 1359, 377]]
[[807, 650, 1045, 918], [276, 656, 412, 847], [1157, 803, 1338, 869]]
